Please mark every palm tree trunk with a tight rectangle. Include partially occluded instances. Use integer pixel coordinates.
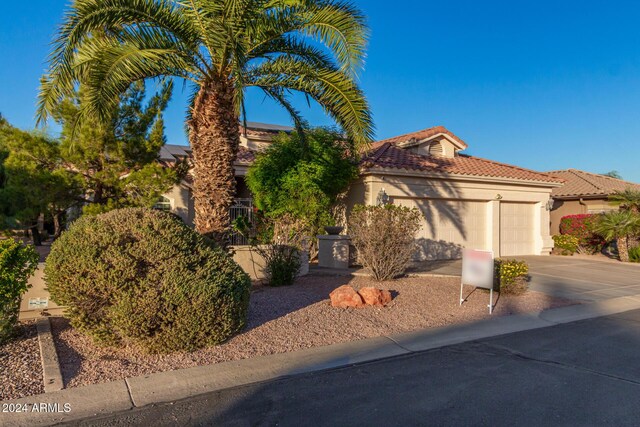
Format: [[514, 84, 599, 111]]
[[188, 79, 240, 247], [618, 235, 630, 262]]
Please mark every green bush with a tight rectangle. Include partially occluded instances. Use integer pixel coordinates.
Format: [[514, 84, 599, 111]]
[[0, 239, 39, 344], [45, 208, 251, 353], [630, 246, 640, 263], [349, 204, 422, 281], [494, 259, 529, 295], [552, 234, 579, 255]]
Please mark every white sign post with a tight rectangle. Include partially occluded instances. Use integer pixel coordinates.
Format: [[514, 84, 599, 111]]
[[460, 249, 495, 314]]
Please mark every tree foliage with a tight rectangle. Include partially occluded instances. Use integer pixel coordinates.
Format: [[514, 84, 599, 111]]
[[246, 128, 358, 236], [609, 188, 640, 213], [0, 82, 178, 241], [602, 170, 622, 179], [52, 81, 178, 215], [36, 0, 373, 243], [0, 118, 80, 240]]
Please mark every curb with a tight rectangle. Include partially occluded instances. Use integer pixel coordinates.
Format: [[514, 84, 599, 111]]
[[4, 295, 640, 426], [35, 318, 63, 393]]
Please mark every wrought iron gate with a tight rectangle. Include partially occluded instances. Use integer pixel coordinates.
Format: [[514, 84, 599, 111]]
[[229, 198, 254, 245]]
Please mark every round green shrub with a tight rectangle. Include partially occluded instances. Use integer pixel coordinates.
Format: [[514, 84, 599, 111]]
[[45, 208, 251, 353]]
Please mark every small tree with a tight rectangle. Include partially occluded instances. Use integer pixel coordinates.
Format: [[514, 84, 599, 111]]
[[349, 204, 422, 281], [53, 82, 178, 215], [246, 128, 359, 255], [595, 211, 640, 262], [609, 189, 640, 214], [0, 239, 39, 344], [0, 123, 81, 242]]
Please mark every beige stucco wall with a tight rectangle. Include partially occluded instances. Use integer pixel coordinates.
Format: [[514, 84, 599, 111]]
[[344, 171, 556, 260], [19, 263, 65, 320], [550, 198, 617, 235], [163, 183, 194, 226]]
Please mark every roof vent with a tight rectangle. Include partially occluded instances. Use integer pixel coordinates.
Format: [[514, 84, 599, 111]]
[[429, 141, 444, 157]]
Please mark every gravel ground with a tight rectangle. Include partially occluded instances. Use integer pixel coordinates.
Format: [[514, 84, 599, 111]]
[[51, 275, 576, 389], [0, 321, 44, 400]]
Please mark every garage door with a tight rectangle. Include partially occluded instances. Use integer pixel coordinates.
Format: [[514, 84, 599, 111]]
[[500, 202, 535, 256], [396, 199, 487, 260]]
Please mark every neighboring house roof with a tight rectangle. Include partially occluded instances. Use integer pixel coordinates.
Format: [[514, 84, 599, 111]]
[[547, 169, 640, 199], [361, 141, 564, 184], [161, 144, 255, 164], [377, 125, 468, 150], [240, 121, 294, 133]]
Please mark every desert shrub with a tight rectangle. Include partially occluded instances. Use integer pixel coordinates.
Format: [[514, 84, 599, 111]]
[[252, 215, 310, 287], [494, 259, 529, 295], [0, 239, 38, 344], [349, 204, 422, 281], [552, 234, 579, 255], [629, 246, 640, 263], [559, 214, 606, 253], [44, 208, 250, 353]]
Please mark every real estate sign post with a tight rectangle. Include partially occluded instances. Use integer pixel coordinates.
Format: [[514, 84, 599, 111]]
[[460, 249, 495, 314]]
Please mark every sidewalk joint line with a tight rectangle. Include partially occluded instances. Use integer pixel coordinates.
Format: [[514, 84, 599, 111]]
[[383, 335, 413, 353], [124, 378, 136, 408]]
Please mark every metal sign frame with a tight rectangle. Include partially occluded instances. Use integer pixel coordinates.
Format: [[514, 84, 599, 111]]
[[459, 249, 495, 314]]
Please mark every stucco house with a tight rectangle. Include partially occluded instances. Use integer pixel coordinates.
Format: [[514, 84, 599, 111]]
[[160, 124, 564, 260], [547, 169, 640, 235]]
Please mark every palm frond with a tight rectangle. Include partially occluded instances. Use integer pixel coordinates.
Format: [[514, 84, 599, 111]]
[[37, 0, 201, 124], [246, 56, 373, 148]]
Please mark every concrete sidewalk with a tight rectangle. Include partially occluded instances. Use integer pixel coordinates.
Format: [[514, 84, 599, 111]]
[[90, 308, 640, 426], [4, 294, 640, 426]]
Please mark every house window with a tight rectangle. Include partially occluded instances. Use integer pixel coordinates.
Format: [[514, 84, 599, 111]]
[[153, 196, 172, 212]]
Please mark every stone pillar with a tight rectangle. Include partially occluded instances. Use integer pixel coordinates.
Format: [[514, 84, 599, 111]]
[[318, 235, 351, 269]]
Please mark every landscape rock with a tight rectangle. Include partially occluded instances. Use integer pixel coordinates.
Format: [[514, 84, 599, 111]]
[[329, 285, 364, 308], [358, 287, 393, 307]]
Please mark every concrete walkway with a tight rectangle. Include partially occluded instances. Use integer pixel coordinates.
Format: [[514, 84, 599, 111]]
[[5, 294, 640, 426]]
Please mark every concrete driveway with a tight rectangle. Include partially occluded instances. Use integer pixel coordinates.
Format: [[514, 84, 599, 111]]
[[410, 255, 640, 302], [522, 256, 640, 301]]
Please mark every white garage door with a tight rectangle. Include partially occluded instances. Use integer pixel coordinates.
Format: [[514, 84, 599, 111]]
[[500, 202, 535, 256], [395, 199, 487, 260]]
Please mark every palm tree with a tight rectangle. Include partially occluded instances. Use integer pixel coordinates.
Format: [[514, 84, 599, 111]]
[[609, 189, 640, 214], [36, 0, 373, 245], [595, 210, 640, 262]]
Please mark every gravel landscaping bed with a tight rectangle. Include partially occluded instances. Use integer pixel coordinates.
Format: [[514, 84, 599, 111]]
[[51, 275, 576, 389], [0, 321, 44, 400]]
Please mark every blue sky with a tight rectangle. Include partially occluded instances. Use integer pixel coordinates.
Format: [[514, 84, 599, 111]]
[[1, 1, 640, 180]]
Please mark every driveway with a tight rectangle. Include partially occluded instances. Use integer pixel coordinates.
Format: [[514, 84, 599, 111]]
[[521, 256, 640, 301], [410, 255, 640, 302]]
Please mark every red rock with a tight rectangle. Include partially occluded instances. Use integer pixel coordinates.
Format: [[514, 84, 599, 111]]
[[330, 285, 364, 308], [380, 290, 392, 306], [358, 287, 393, 307]]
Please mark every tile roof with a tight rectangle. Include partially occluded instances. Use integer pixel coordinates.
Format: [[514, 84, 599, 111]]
[[547, 169, 640, 198], [377, 125, 468, 149], [361, 142, 564, 184]]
